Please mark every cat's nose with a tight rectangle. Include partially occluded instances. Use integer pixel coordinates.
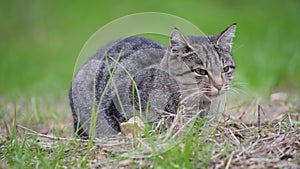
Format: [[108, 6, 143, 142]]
[[215, 85, 223, 91], [213, 77, 223, 91]]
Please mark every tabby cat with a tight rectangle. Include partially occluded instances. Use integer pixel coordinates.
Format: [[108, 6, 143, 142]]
[[69, 24, 236, 138]]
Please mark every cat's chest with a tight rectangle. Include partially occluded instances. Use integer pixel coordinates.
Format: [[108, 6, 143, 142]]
[[177, 94, 212, 118]]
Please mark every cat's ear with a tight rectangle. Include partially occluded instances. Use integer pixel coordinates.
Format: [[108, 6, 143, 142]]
[[214, 23, 237, 52], [169, 28, 193, 54]]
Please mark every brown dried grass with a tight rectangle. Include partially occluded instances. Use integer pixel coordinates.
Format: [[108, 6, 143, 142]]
[[1, 94, 299, 168]]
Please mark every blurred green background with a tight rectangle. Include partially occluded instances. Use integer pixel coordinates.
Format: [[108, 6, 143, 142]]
[[1, 0, 299, 98]]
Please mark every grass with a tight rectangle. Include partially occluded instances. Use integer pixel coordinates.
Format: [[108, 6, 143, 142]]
[[0, 99, 211, 168], [1, 96, 299, 168], [1, 0, 300, 168], [1, 75, 300, 168], [1, 0, 300, 96]]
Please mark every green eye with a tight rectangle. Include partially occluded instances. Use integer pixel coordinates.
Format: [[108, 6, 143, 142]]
[[223, 66, 230, 73], [195, 68, 208, 75]]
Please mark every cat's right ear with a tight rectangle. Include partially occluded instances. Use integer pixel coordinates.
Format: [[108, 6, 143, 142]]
[[169, 28, 193, 54], [213, 23, 237, 52]]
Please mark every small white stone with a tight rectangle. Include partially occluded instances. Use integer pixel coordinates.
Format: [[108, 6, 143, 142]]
[[271, 92, 288, 103], [120, 116, 145, 137]]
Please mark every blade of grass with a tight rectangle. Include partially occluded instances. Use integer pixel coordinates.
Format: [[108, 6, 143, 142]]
[[106, 55, 143, 117]]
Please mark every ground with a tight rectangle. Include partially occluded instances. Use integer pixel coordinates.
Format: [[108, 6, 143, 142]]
[[0, 93, 299, 168]]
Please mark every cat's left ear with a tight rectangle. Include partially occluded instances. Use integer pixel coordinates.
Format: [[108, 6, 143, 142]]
[[214, 23, 237, 52], [169, 28, 193, 54]]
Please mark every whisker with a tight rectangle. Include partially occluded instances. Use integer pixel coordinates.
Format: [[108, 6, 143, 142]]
[[228, 87, 251, 98], [232, 81, 249, 87], [232, 44, 244, 53], [227, 88, 239, 95], [231, 86, 247, 93], [223, 85, 230, 90]]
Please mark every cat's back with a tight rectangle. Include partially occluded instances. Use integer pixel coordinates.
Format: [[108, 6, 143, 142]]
[[92, 36, 166, 62], [92, 36, 167, 97], [71, 36, 166, 99], [70, 36, 167, 136]]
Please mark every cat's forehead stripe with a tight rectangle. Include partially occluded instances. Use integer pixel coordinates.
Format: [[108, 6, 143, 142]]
[[196, 43, 223, 68]]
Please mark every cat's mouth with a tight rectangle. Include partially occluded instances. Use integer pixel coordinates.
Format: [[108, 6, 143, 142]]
[[202, 84, 229, 98], [203, 89, 226, 98], [205, 92, 222, 98]]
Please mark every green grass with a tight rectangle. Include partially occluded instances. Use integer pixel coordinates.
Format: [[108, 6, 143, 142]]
[[0, 100, 218, 168], [1, 95, 299, 168], [1, 0, 300, 97], [1, 0, 300, 168], [2, 98, 298, 168]]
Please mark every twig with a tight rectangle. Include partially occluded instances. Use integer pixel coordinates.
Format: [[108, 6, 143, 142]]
[[225, 151, 234, 169], [163, 110, 182, 142], [238, 111, 246, 120], [228, 128, 240, 144], [17, 125, 89, 142], [171, 109, 204, 140], [238, 135, 260, 156], [287, 111, 294, 128], [258, 105, 261, 130], [136, 138, 152, 152], [18, 124, 134, 148]]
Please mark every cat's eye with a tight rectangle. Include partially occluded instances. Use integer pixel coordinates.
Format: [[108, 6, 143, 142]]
[[223, 66, 230, 73], [194, 68, 208, 75]]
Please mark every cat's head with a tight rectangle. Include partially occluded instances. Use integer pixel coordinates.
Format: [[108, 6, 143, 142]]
[[167, 24, 236, 99]]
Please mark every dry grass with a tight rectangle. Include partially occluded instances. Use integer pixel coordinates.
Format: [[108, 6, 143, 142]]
[[211, 115, 299, 168], [0, 94, 299, 168]]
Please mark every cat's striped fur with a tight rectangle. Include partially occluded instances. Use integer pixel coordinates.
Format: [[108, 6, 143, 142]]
[[69, 24, 236, 138]]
